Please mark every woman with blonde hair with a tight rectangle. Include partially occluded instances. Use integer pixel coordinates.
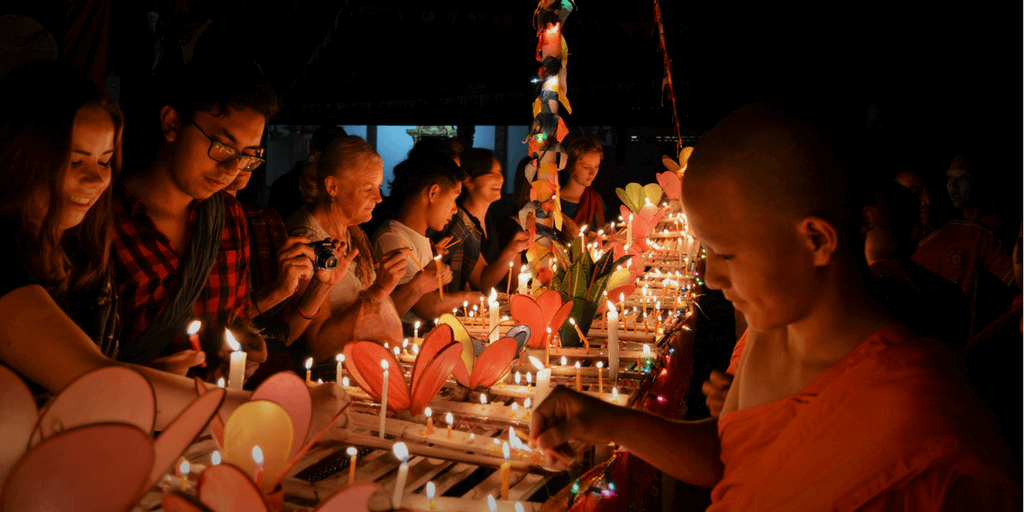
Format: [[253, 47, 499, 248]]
[[286, 135, 408, 362]]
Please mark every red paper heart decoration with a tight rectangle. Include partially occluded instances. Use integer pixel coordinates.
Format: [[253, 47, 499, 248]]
[[510, 290, 573, 348], [345, 325, 462, 415]]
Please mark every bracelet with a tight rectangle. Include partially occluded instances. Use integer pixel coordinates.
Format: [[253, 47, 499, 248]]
[[296, 302, 321, 320]]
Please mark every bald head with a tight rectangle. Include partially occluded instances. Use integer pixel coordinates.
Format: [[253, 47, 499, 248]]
[[684, 103, 862, 235]]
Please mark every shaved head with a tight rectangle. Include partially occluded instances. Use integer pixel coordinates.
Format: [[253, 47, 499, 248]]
[[684, 103, 863, 242]]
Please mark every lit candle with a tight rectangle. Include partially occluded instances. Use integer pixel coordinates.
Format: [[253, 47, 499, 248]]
[[569, 318, 589, 353], [506, 261, 513, 295], [545, 327, 551, 367], [472, 305, 479, 327], [517, 265, 530, 295], [342, 376, 350, 389], [187, 320, 206, 367], [510, 402, 518, 418], [211, 451, 221, 466], [424, 407, 435, 434], [414, 320, 421, 343], [574, 361, 581, 391], [529, 357, 551, 411], [525, 372, 532, 388], [463, 300, 470, 318], [480, 393, 487, 411], [446, 412, 454, 439], [499, 442, 511, 499], [612, 387, 620, 404], [402, 338, 409, 356], [305, 357, 313, 384], [179, 460, 190, 491], [515, 502, 526, 512], [252, 445, 264, 490], [514, 371, 521, 386], [225, 330, 246, 390], [392, 442, 410, 508], [380, 360, 389, 439], [560, 356, 567, 366], [426, 481, 436, 510], [524, 398, 531, 416], [434, 255, 444, 299], [216, 377, 225, 388], [597, 361, 604, 394], [393, 346, 400, 358], [488, 289, 499, 342], [335, 354, 344, 383], [347, 446, 358, 484], [488, 494, 498, 512], [607, 301, 620, 381]]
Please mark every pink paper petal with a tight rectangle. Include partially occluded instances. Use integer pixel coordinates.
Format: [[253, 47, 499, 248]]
[[345, 342, 410, 413], [410, 324, 454, 393], [31, 366, 155, 447], [194, 378, 224, 449], [198, 464, 269, 512], [3, 424, 153, 512], [0, 364, 36, 488], [656, 170, 681, 200], [313, 481, 381, 512], [148, 387, 226, 489], [509, 294, 545, 348], [409, 341, 462, 415], [161, 492, 213, 512], [535, 290, 564, 314], [547, 300, 575, 338], [468, 337, 518, 390], [251, 373, 311, 462]]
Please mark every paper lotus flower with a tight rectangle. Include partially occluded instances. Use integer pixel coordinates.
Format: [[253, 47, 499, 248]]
[[510, 290, 574, 348], [344, 325, 462, 415]]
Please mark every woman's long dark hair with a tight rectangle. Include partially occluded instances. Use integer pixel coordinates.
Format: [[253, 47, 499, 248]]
[[0, 61, 124, 292]]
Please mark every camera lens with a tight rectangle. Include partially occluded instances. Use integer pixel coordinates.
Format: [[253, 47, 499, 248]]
[[308, 240, 338, 271]]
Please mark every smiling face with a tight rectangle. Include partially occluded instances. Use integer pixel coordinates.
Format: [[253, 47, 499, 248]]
[[57, 107, 115, 231], [335, 156, 384, 226], [570, 152, 602, 188], [164, 106, 266, 200], [465, 158, 504, 204], [683, 174, 818, 331]]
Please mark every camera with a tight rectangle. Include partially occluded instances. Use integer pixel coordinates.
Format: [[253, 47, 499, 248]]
[[307, 239, 338, 271]]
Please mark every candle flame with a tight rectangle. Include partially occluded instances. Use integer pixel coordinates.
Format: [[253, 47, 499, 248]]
[[211, 451, 221, 466], [393, 346, 400, 357], [305, 357, 313, 370], [424, 407, 432, 418], [488, 494, 498, 512], [526, 372, 532, 384], [252, 445, 264, 465], [480, 394, 487, 406], [187, 320, 201, 336], [342, 377, 349, 387], [403, 338, 408, 348], [346, 446, 357, 457], [607, 301, 617, 314], [336, 353, 344, 363], [179, 460, 190, 475], [524, 398, 531, 409], [612, 387, 619, 401], [446, 412, 454, 426], [381, 359, 389, 370], [643, 344, 651, 356], [225, 329, 241, 351], [488, 288, 498, 303], [216, 378, 225, 388], [511, 402, 518, 413], [502, 442, 510, 461], [528, 356, 544, 371], [392, 441, 409, 461], [515, 503, 526, 512], [426, 481, 436, 500], [561, 356, 567, 366], [413, 344, 420, 355], [514, 371, 521, 385], [317, 378, 323, 384], [575, 361, 580, 369], [414, 320, 421, 329]]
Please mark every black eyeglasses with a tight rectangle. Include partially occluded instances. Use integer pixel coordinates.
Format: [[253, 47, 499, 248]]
[[188, 119, 265, 173]]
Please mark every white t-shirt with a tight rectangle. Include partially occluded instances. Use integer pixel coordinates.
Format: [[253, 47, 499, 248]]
[[373, 219, 432, 324], [285, 207, 375, 314]]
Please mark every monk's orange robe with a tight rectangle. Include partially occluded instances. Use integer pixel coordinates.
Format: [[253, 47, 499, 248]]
[[710, 324, 1019, 511]]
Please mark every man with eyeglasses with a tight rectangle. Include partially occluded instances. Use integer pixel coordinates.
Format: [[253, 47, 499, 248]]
[[110, 56, 276, 383]]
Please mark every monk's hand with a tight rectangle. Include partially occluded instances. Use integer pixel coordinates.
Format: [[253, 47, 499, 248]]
[[148, 349, 205, 376], [530, 385, 620, 464], [702, 370, 733, 419]]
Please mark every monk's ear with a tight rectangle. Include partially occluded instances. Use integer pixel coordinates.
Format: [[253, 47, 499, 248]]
[[159, 105, 182, 143], [860, 205, 879, 235], [797, 216, 839, 267]]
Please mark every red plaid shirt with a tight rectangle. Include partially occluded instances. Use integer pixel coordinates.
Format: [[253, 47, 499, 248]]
[[112, 189, 251, 355]]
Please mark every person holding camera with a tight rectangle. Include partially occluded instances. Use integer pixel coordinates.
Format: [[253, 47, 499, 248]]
[[286, 135, 409, 363], [223, 169, 355, 385]]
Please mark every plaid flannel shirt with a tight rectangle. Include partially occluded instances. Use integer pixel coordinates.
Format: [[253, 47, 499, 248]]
[[112, 189, 251, 356]]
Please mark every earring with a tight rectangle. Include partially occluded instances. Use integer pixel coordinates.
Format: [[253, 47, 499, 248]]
[[330, 195, 335, 210]]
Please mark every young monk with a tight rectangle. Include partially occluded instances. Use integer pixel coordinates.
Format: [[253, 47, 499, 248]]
[[532, 103, 1019, 509]]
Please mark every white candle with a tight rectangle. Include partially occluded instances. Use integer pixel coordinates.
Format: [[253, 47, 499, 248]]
[[335, 354, 344, 383], [517, 265, 531, 295], [607, 301, 620, 381], [225, 330, 246, 390], [529, 356, 551, 411], [413, 320, 421, 343], [380, 360, 389, 439], [391, 442, 409, 508], [488, 289, 499, 342]]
